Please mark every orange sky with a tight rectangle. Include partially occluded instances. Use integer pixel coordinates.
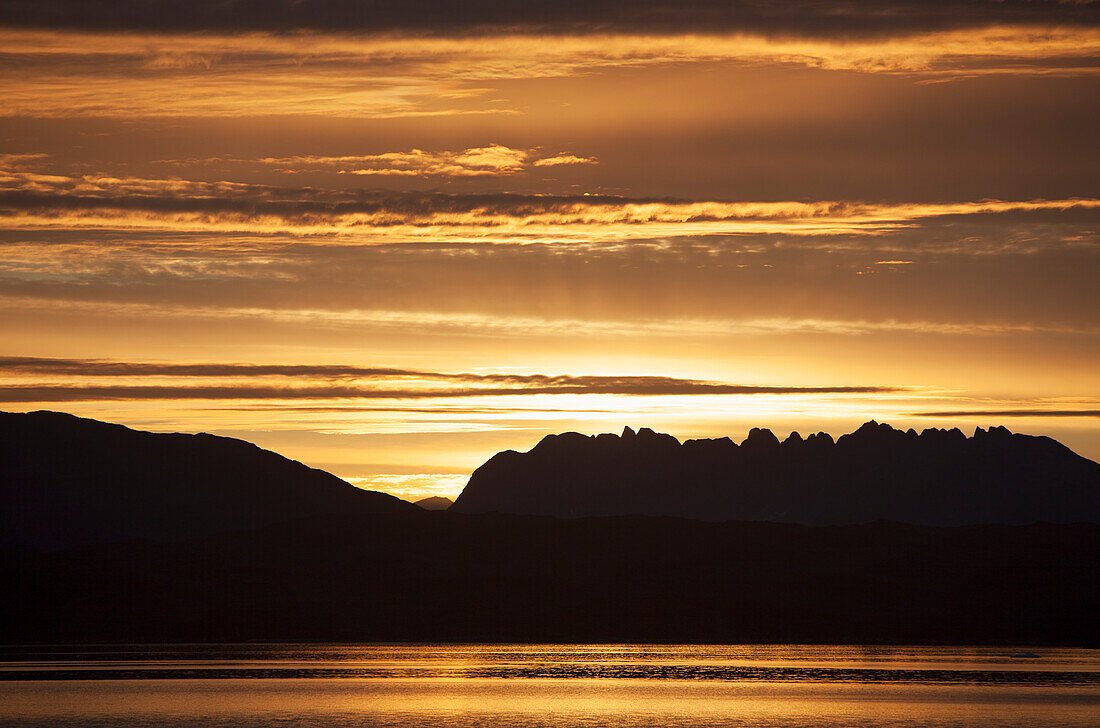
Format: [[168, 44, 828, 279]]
[[2, 2, 1098, 500]]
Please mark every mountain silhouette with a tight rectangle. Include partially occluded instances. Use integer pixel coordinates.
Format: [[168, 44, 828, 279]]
[[414, 496, 454, 511], [451, 422, 1100, 525], [0, 410, 416, 549], [2, 412, 1097, 645]]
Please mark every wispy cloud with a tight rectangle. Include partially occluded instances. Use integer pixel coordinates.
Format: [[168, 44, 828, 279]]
[[0, 383, 905, 402], [2, 25, 1099, 117], [159, 147, 598, 175], [3, 296, 1096, 339], [331, 145, 594, 177], [1, 164, 1096, 242], [0, 153, 49, 168], [0, 357, 426, 378], [157, 147, 594, 177], [0, 356, 905, 402], [532, 155, 598, 167], [913, 409, 1100, 418]]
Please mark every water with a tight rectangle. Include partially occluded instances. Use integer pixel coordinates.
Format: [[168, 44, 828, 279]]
[[1, 644, 1097, 727]]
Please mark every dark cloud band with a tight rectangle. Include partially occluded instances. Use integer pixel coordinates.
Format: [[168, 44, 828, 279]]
[[0, 384, 903, 402], [0, 357, 425, 378], [0, 356, 903, 400], [3, 186, 1097, 231], [0, 384, 905, 401], [0, 188, 672, 220], [1, 1, 1095, 36], [914, 409, 1100, 418]]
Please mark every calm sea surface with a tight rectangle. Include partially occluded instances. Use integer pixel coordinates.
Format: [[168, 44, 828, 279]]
[[1, 644, 1097, 727]]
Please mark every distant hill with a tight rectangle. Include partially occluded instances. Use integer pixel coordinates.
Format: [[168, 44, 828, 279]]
[[451, 421, 1100, 526], [415, 496, 454, 511], [0, 410, 417, 549]]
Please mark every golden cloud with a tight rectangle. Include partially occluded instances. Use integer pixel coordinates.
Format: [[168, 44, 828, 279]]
[[1, 166, 1096, 244], [2, 295, 1093, 339], [2, 27, 1098, 117]]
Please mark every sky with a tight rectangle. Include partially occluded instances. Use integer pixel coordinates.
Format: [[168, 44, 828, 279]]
[[1, 1, 1098, 501]]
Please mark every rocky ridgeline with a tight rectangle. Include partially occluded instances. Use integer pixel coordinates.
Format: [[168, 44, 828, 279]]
[[451, 421, 1100, 525]]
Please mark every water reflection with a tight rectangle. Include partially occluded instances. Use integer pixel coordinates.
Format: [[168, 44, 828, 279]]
[[1, 645, 1098, 728], [2, 644, 1097, 684]]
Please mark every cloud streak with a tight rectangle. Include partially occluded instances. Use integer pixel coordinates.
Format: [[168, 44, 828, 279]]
[[3, 1, 1096, 37], [1, 165, 1096, 242], [0, 362, 904, 402], [3, 296, 1096, 339], [234, 145, 596, 177], [0, 383, 904, 402], [0, 357, 427, 378], [913, 409, 1100, 418], [0, 354, 902, 391], [2, 24, 1099, 117]]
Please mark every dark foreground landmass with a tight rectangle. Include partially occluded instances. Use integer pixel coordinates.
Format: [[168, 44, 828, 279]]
[[2, 411, 1097, 645], [4, 512, 1097, 645]]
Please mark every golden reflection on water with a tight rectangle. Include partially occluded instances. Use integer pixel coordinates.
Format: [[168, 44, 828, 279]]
[[2, 645, 1098, 728]]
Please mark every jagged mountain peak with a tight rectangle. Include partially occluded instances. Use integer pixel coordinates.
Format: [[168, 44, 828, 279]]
[[452, 421, 1099, 526], [743, 427, 781, 449]]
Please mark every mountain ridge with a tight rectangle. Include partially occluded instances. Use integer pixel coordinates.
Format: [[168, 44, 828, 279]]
[[0, 409, 417, 549], [451, 420, 1100, 525]]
